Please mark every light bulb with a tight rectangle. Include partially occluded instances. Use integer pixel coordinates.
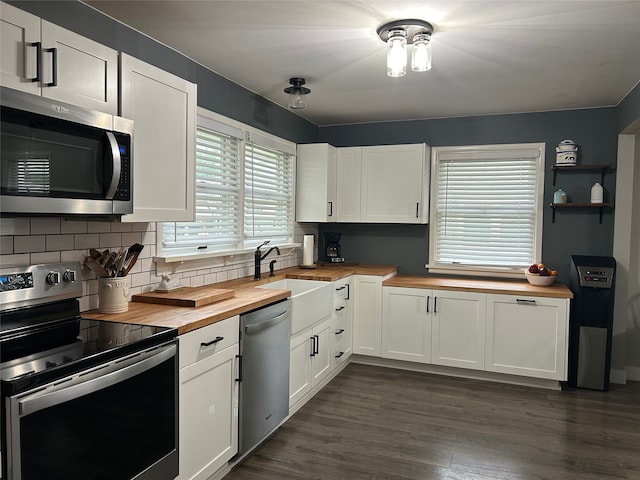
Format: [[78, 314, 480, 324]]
[[288, 89, 306, 109], [412, 33, 431, 72], [386, 29, 407, 77]]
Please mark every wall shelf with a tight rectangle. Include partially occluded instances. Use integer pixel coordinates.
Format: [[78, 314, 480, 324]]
[[549, 202, 612, 223], [551, 164, 612, 186]]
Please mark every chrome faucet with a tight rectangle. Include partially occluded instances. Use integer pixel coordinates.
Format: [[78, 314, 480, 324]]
[[254, 241, 280, 280]]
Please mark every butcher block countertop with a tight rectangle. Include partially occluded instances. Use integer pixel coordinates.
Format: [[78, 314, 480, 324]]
[[383, 275, 574, 299], [82, 264, 398, 334]]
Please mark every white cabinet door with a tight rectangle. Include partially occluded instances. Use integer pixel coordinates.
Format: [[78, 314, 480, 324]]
[[120, 53, 196, 222], [0, 3, 118, 113], [311, 317, 332, 384], [360, 144, 427, 223], [40, 20, 117, 114], [486, 294, 569, 380], [179, 344, 239, 480], [432, 290, 486, 370], [289, 329, 313, 408], [336, 147, 362, 222], [382, 286, 432, 363], [352, 275, 383, 356], [296, 143, 337, 222], [1, 2, 40, 94]]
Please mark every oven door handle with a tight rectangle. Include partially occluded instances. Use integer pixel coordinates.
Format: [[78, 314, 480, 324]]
[[18, 343, 176, 417]]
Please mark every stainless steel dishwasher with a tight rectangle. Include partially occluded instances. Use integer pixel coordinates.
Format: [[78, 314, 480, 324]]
[[236, 299, 291, 458]]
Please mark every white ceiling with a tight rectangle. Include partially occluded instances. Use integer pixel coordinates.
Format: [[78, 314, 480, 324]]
[[85, 0, 640, 127]]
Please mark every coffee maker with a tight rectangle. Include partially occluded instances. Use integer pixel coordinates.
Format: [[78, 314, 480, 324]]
[[324, 232, 344, 263]]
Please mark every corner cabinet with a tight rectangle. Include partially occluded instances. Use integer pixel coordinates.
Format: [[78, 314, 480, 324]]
[[1, 1, 118, 114], [485, 294, 569, 380], [120, 53, 196, 222], [179, 316, 240, 480]]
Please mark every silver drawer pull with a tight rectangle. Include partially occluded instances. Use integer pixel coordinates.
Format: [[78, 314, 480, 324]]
[[516, 299, 537, 305]]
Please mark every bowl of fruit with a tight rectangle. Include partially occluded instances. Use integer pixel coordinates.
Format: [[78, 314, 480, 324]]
[[525, 263, 558, 286]]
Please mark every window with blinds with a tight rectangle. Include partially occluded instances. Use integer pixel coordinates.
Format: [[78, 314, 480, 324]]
[[244, 140, 294, 243], [162, 125, 242, 253], [161, 114, 295, 256], [429, 143, 545, 273]]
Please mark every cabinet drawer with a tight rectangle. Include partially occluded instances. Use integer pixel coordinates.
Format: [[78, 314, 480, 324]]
[[179, 315, 239, 369]]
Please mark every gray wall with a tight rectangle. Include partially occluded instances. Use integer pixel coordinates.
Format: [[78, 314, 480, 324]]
[[8, 0, 318, 144], [319, 108, 619, 281], [618, 81, 640, 133]]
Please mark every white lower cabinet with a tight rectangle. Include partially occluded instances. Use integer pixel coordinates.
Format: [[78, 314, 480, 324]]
[[431, 290, 486, 370], [179, 316, 239, 480], [382, 287, 431, 363], [485, 294, 569, 380], [352, 275, 384, 356], [289, 315, 332, 408]]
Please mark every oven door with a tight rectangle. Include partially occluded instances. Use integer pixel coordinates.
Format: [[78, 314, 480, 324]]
[[6, 342, 177, 480]]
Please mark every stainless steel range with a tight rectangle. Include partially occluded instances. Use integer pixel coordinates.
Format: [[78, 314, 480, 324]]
[[0, 262, 178, 480]]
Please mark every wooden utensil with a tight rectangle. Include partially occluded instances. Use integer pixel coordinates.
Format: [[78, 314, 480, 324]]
[[85, 256, 109, 277]]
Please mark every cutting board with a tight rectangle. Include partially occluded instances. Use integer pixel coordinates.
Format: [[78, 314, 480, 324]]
[[132, 286, 235, 308]]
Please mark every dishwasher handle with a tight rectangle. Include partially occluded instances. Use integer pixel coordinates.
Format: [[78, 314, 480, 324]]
[[244, 310, 289, 335]]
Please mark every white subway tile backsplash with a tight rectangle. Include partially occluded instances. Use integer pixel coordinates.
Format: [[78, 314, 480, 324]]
[[99, 233, 122, 248], [0, 218, 30, 236], [0, 253, 30, 267], [15, 236, 46, 253], [61, 219, 88, 234], [3, 216, 316, 311], [31, 251, 61, 264], [46, 234, 75, 251], [87, 221, 111, 233], [0, 236, 13, 255], [31, 218, 61, 235]]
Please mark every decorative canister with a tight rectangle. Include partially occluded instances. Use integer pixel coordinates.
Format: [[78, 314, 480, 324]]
[[555, 140, 578, 166], [590, 183, 603, 203], [553, 189, 567, 204], [98, 276, 130, 313]]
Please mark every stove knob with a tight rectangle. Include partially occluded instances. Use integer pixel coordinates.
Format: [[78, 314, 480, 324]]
[[63, 269, 77, 283], [46, 271, 61, 285]]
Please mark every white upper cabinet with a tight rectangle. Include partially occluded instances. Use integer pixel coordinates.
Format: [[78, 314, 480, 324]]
[[360, 144, 429, 223], [120, 53, 196, 222], [335, 144, 429, 223], [296, 143, 337, 222], [336, 147, 362, 222], [1, 2, 118, 114]]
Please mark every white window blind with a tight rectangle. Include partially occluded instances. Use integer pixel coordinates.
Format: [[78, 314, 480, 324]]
[[430, 144, 544, 271], [162, 125, 242, 252], [244, 139, 294, 243]]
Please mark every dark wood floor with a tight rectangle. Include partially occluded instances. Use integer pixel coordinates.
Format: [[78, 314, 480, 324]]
[[225, 363, 640, 480]]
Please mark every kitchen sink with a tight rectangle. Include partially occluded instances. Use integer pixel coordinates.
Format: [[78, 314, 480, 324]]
[[258, 279, 333, 334]]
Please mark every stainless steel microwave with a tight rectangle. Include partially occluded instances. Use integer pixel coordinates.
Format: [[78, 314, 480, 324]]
[[0, 87, 133, 217]]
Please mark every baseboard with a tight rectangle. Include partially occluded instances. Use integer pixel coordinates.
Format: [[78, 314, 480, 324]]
[[350, 355, 562, 390], [609, 368, 627, 384], [626, 366, 640, 382]]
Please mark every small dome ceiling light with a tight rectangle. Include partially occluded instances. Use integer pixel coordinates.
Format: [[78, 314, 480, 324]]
[[284, 77, 311, 110], [377, 19, 434, 77]]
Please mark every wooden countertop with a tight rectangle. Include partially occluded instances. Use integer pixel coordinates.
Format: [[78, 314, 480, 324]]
[[382, 275, 574, 299], [82, 287, 291, 335], [82, 264, 398, 334]]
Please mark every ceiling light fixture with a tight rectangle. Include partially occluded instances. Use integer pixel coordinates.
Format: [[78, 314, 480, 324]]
[[284, 77, 310, 110], [377, 19, 433, 77]]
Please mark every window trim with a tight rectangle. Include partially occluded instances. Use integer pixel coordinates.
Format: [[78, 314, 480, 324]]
[[157, 107, 297, 263], [427, 142, 545, 278]]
